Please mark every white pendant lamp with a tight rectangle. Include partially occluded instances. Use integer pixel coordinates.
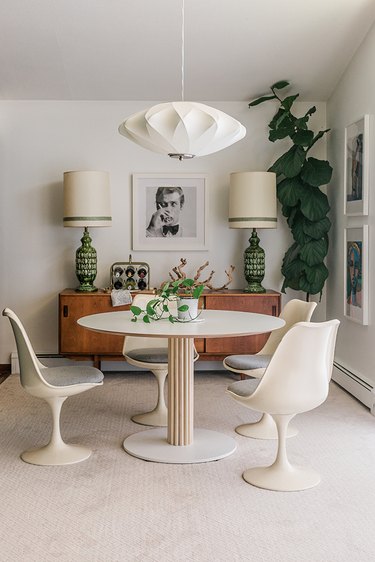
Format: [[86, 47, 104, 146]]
[[118, 1, 246, 160]]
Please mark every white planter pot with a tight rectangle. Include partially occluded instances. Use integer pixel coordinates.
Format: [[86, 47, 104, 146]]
[[177, 297, 199, 321]]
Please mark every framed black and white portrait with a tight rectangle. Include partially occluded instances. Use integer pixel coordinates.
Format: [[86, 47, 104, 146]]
[[344, 115, 370, 216], [344, 225, 368, 325], [132, 173, 208, 250]]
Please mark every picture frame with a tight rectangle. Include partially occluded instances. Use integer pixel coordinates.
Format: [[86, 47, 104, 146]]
[[344, 225, 369, 325], [132, 173, 208, 251], [344, 115, 370, 216]]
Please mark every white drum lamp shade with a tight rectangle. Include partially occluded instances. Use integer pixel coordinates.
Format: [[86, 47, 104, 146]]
[[63, 171, 112, 227], [63, 171, 111, 292], [119, 101, 246, 160], [229, 172, 277, 229], [229, 172, 277, 293]]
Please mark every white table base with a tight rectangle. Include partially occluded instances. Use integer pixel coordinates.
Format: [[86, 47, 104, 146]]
[[123, 428, 237, 464]]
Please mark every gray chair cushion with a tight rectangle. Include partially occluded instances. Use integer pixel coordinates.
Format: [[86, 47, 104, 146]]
[[227, 378, 261, 397], [224, 354, 272, 371], [41, 366, 104, 386], [125, 348, 169, 364]]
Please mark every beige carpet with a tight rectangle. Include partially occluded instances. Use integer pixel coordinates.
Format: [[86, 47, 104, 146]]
[[0, 371, 374, 562]]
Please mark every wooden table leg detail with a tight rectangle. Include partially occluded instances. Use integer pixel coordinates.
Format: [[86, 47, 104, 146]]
[[168, 337, 194, 446]]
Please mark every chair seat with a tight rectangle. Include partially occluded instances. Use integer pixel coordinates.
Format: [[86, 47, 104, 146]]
[[41, 366, 104, 386], [227, 378, 261, 397], [125, 348, 169, 364], [224, 354, 272, 371]]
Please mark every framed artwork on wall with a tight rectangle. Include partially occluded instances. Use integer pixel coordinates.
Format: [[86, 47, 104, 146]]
[[132, 173, 208, 251], [344, 115, 370, 216], [344, 225, 368, 325]]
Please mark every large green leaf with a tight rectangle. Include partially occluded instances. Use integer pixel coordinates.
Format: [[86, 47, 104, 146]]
[[304, 263, 329, 285], [302, 216, 331, 239], [269, 123, 295, 141], [281, 94, 299, 111], [301, 157, 333, 186], [300, 238, 328, 266], [270, 145, 306, 177], [281, 240, 305, 291], [309, 129, 330, 149], [277, 177, 303, 206], [295, 106, 316, 130], [300, 186, 330, 221], [271, 80, 290, 90], [299, 263, 329, 295], [269, 108, 287, 130], [249, 95, 276, 107], [291, 213, 310, 246], [292, 129, 314, 146], [286, 205, 300, 228]]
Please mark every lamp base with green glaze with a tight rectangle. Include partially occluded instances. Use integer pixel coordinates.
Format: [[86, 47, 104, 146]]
[[244, 228, 266, 294], [75, 227, 98, 292]]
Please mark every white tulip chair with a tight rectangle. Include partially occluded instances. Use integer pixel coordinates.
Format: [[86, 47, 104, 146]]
[[227, 319, 340, 491], [3, 308, 104, 466], [223, 299, 317, 439]]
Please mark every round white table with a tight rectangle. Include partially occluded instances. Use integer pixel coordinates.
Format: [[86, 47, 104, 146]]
[[78, 309, 285, 464]]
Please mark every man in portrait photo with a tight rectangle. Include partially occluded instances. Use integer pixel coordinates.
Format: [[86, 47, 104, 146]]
[[146, 185, 191, 237]]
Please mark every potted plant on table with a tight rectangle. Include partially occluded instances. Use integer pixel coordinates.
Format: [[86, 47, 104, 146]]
[[130, 278, 205, 323]]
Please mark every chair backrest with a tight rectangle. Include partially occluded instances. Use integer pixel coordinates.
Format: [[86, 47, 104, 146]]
[[250, 319, 340, 415], [259, 299, 317, 355], [2, 308, 50, 392], [123, 294, 174, 354]]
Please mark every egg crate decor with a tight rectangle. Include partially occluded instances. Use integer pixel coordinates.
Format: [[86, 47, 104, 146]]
[[110, 258, 150, 291]]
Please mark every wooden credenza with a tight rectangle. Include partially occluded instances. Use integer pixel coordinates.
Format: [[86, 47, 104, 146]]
[[59, 289, 281, 367]]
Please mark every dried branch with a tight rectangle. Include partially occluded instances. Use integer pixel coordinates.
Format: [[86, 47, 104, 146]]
[[163, 259, 235, 291], [206, 265, 235, 291]]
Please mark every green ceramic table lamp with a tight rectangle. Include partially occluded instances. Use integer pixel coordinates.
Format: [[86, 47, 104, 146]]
[[63, 170, 112, 292], [229, 171, 277, 293]]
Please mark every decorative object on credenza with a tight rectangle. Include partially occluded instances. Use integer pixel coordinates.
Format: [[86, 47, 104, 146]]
[[110, 256, 150, 291], [249, 80, 332, 299], [229, 172, 277, 293], [344, 115, 370, 216], [130, 278, 205, 323], [166, 258, 235, 291], [63, 171, 111, 292], [118, 1, 245, 160]]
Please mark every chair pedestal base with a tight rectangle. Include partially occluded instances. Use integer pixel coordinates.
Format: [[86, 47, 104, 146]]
[[21, 443, 92, 466], [131, 408, 167, 427], [242, 464, 321, 492], [235, 413, 298, 440]]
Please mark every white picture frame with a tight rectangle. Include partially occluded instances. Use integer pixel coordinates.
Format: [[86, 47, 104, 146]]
[[344, 225, 369, 325], [132, 173, 208, 251], [344, 115, 370, 216]]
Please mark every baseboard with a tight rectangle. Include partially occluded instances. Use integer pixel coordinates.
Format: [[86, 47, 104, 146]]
[[332, 361, 375, 415]]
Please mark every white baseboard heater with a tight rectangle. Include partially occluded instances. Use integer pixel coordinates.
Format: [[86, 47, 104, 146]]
[[332, 361, 375, 416]]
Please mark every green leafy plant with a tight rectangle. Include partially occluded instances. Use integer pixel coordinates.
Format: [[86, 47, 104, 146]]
[[249, 80, 333, 299], [130, 278, 205, 323]]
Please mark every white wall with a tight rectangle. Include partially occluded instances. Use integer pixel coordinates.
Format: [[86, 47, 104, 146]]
[[327, 22, 375, 386], [0, 99, 326, 363]]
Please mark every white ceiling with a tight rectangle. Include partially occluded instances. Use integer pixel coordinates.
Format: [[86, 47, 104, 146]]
[[1, 0, 375, 102]]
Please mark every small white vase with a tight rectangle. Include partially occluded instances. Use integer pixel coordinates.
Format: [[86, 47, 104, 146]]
[[177, 297, 199, 321]]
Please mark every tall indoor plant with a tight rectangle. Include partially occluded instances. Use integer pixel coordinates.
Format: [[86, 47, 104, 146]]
[[249, 81, 333, 299]]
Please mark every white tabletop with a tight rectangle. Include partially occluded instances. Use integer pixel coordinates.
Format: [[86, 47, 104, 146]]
[[78, 309, 285, 338]]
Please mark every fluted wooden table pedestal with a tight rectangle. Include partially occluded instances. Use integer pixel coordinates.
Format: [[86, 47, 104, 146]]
[[78, 309, 285, 464], [123, 336, 237, 464]]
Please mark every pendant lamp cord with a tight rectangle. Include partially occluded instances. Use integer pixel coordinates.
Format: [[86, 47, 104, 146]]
[[181, 0, 185, 102]]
